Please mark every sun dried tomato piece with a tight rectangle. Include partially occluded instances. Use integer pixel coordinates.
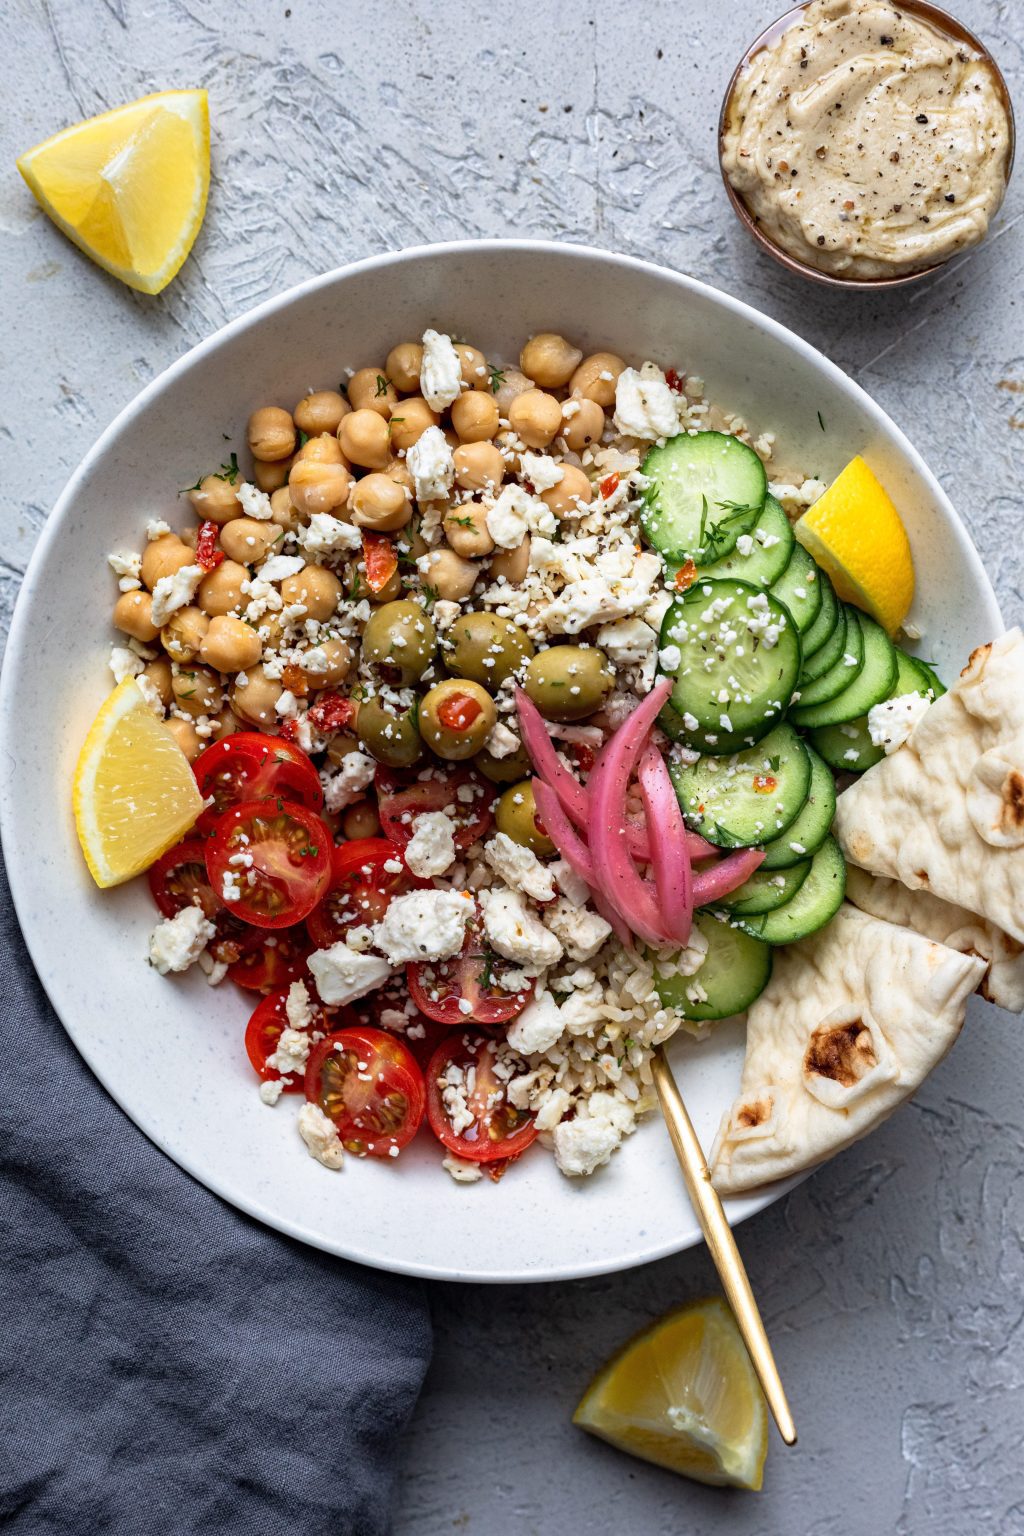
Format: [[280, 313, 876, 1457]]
[[599, 473, 621, 500], [281, 663, 310, 697], [361, 531, 399, 593], [195, 520, 225, 571], [308, 692, 357, 734], [674, 558, 698, 592], [665, 367, 686, 394]]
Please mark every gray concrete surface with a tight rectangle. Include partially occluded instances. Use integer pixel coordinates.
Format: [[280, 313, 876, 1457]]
[[3, 1, 1023, 1532]]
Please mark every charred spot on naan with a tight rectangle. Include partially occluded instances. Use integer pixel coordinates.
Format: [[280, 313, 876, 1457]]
[[1003, 769, 1024, 830], [962, 641, 993, 679], [804, 1018, 878, 1091], [737, 1097, 772, 1129]]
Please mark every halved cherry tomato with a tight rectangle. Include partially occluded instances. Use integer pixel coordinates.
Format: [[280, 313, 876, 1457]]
[[245, 986, 329, 1093], [361, 530, 399, 593], [437, 692, 483, 732], [425, 1032, 537, 1164], [193, 733, 323, 834], [229, 923, 312, 992], [206, 799, 332, 929], [307, 692, 358, 735], [306, 838, 424, 948], [407, 918, 534, 1026], [148, 837, 260, 964], [376, 766, 493, 851], [304, 1025, 425, 1158]]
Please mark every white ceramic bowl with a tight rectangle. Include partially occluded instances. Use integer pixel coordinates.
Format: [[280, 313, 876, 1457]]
[[0, 241, 1001, 1283]]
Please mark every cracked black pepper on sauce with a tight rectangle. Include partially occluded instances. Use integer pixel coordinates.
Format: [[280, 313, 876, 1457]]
[[721, 0, 1010, 278]]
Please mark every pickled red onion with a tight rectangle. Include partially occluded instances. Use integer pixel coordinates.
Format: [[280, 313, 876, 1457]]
[[532, 779, 633, 948], [637, 745, 693, 947], [692, 847, 766, 906]]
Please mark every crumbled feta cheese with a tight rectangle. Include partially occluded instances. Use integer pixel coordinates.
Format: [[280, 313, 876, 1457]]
[[222, 870, 242, 903], [478, 888, 563, 969], [108, 549, 142, 582], [109, 646, 143, 684], [308, 943, 393, 1005], [259, 1079, 285, 1106], [484, 832, 556, 902], [420, 329, 463, 411], [265, 1026, 311, 1079], [406, 425, 455, 502], [520, 452, 564, 492], [320, 751, 376, 812], [597, 617, 658, 667], [735, 534, 755, 558], [486, 484, 555, 548], [506, 989, 564, 1055], [297, 1103, 344, 1169], [150, 564, 203, 627], [551, 859, 590, 907], [300, 513, 363, 554], [259, 554, 305, 584], [285, 980, 314, 1032], [543, 898, 612, 962], [658, 644, 682, 672], [534, 1088, 572, 1132], [145, 518, 172, 541], [442, 1154, 483, 1184], [238, 482, 274, 520], [551, 1091, 636, 1176], [405, 812, 457, 879], [148, 906, 215, 975], [867, 691, 931, 753], [484, 720, 521, 759], [373, 889, 475, 964], [613, 366, 681, 441]]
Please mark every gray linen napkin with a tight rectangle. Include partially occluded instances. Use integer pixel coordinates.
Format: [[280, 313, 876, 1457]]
[[0, 857, 431, 1536]]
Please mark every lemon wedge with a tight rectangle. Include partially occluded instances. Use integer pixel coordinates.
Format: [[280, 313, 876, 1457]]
[[17, 89, 209, 295], [573, 1297, 768, 1490], [74, 678, 204, 888], [794, 456, 915, 635]]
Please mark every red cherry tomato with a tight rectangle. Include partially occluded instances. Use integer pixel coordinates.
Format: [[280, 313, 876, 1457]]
[[376, 766, 493, 851], [147, 838, 260, 964], [437, 691, 483, 732], [206, 799, 332, 929], [306, 838, 425, 948], [425, 1032, 537, 1164], [361, 530, 399, 593], [406, 919, 534, 1026], [307, 692, 358, 735], [228, 923, 312, 992], [193, 733, 323, 834], [304, 1025, 426, 1158], [244, 986, 329, 1093]]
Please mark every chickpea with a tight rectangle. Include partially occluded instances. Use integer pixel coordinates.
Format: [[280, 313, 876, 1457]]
[[214, 709, 245, 742], [508, 389, 562, 450], [172, 664, 223, 720], [342, 800, 381, 840], [348, 367, 397, 417], [270, 487, 303, 534], [281, 565, 342, 622], [141, 535, 195, 592], [141, 657, 173, 708], [398, 517, 428, 562], [384, 459, 415, 498], [569, 351, 626, 408], [562, 397, 606, 454], [161, 605, 209, 662], [247, 406, 296, 462], [230, 664, 283, 729], [451, 391, 500, 443], [199, 615, 264, 673], [197, 560, 248, 617], [257, 615, 287, 651], [385, 342, 423, 393], [387, 397, 438, 453], [453, 441, 505, 492], [294, 390, 348, 437], [338, 408, 390, 470], [325, 732, 361, 769], [520, 333, 583, 389], [295, 433, 344, 467], [493, 368, 533, 417], [288, 459, 352, 517], [350, 472, 412, 532], [220, 517, 280, 564], [179, 525, 198, 550], [165, 716, 202, 761], [454, 343, 490, 392], [489, 537, 530, 586], [188, 474, 242, 525], [305, 636, 354, 687], [444, 501, 494, 560], [252, 456, 292, 493], [418, 547, 479, 602], [113, 590, 159, 642], [370, 567, 404, 603], [541, 463, 593, 519]]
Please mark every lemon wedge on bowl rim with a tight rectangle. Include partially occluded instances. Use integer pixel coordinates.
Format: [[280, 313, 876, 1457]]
[[73, 677, 204, 888], [17, 89, 209, 295], [794, 454, 915, 635], [573, 1296, 768, 1490]]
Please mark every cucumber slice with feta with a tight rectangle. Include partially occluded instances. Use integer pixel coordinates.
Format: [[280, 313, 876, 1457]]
[[654, 910, 772, 1022], [659, 578, 802, 751], [731, 835, 846, 946], [717, 858, 813, 916], [640, 431, 767, 566], [808, 648, 945, 773], [669, 723, 810, 849], [696, 495, 793, 588], [769, 543, 823, 635], [759, 747, 836, 869], [791, 604, 865, 710], [898, 652, 946, 699], [791, 611, 898, 729]]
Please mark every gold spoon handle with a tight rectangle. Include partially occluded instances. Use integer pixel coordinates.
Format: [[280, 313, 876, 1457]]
[[651, 1046, 797, 1446]]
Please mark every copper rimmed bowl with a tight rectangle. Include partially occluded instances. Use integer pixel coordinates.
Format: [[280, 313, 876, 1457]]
[[719, 0, 1016, 290]]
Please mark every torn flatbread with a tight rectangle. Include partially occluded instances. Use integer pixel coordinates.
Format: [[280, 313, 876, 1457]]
[[846, 865, 1024, 1014], [710, 905, 984, 1196], [834, 629, 1024, 944]]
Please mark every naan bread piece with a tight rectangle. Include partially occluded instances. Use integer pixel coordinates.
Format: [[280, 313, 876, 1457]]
[[709, 905, 985, 1196], [846, 865, 1024, 1013], [834, 630, 1024, 943]]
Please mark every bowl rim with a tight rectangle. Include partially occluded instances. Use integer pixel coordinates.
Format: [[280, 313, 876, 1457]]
[[0, 238, 1003, 1282], [718, 0, 1017, 291]]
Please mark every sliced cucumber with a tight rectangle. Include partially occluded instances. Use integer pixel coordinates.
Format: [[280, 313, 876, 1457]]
[[759, 747, 836, 869], [640, 431, 767, 565], [791, 611, 898, 729], [769, 543, 823, 635], [808, 648, 944, 773], [731, 835, 846, 946], [669, 724, 810, 849], [696, 495, 793, 588], [799, 570, 839, 663], [791, 604, 865, 709], [899, 652, 946, 699], [659, 578, 802, 751], [717, 859, 812, 916], [654, 910, 772, 1021]]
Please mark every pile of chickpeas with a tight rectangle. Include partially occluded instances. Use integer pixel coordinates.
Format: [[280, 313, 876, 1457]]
[[111, 332, 632, 846]]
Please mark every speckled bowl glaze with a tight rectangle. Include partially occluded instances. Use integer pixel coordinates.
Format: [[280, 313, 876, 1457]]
[[0, 241, 1002, 1282]]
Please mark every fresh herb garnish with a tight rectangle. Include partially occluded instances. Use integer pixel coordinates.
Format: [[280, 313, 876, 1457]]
[[817, 410, 826, 432], [296, 429, 309, 448], [420, 584, 439, 611], [375, 374, 389, 398], [178, 475, 204, 496], [488, 366, 505, 393], [447, 514, 476, 529], [214, 452, 240, 484]]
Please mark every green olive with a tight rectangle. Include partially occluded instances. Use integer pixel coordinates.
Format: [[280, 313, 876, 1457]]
[[495, 779, 555, 855], [523, 644, 613, 722], [444, 611, 535, 692], [360, 599, 436, 685], [356, 696, 423, 767], [419, 678, 497, 761], [473, 742, 532, 785]]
